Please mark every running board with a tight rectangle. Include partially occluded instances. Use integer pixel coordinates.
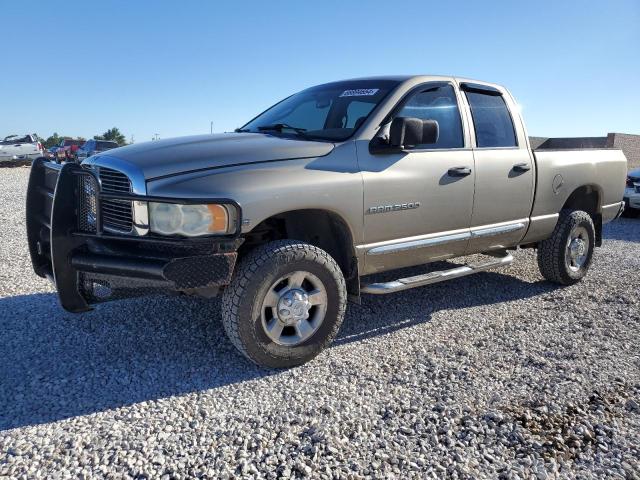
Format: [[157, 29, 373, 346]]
[[361, 250, 514, 295]]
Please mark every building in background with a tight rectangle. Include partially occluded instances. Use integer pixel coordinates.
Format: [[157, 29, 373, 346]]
[[530, 133, 640, 169], [608, 133, 640, 169]]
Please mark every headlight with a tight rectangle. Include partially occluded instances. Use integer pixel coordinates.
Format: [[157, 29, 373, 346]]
[[149, 202, 231, 236]]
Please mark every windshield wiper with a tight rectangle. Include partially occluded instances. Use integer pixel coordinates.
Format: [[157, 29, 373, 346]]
[[257, 123, 308, 135], [234, 128, 251, 133]]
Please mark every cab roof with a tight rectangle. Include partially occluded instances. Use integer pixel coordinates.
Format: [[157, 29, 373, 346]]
[[317, 75, 506, 92]]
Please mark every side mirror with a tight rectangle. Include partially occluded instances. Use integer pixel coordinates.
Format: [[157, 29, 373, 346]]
[[390, 117, 439, 148], [370, 117, 439, 154]]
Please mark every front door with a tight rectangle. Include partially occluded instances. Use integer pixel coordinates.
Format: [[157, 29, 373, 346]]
[[357, 82, 475, 274]]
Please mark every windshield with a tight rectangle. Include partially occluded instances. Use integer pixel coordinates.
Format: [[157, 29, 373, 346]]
[[240, 80, 399, 141]]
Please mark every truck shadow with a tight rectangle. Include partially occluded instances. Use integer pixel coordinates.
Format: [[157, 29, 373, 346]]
[[0, 269, 557, 431], [337, 262, 556, 346], [602, 217, 640, 243]]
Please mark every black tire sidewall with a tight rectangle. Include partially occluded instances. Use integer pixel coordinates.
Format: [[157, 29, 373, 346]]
[[557, 212, 595, 283], [236, 250, 344, 367]]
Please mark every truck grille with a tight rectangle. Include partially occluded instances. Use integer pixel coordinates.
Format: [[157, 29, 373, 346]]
[[78, 175, 98, 232], [98, 167, 133, 233]]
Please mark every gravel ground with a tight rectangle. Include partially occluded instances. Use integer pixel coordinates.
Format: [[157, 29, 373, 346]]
[[1, 166, 639, 479]]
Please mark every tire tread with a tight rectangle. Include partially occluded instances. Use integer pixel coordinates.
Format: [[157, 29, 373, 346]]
[[221, 240, 346, 366], [537, 209, 594, 285]]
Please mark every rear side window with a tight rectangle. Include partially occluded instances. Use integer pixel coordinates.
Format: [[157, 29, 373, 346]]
[[396, 84, 464, 149], [465, 91, 517, 148]]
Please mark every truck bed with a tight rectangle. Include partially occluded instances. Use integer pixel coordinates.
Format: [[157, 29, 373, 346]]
[[531, 136, 610, 151], [529, 148, 627, 229]]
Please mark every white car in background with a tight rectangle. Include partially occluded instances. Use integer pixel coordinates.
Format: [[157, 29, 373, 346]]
[[0, 134, 43, 162], [623, 168, 640, 217]]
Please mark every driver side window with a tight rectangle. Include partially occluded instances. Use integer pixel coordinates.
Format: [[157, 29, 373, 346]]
[[397, 84, 464, 149]]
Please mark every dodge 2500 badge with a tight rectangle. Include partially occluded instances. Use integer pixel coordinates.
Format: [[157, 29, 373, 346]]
[[26, 76, 627, 367]]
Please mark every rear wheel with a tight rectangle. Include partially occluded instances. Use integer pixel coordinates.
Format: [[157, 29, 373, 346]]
[[537, 210, 595, 285], [221, 240, 347, 368]]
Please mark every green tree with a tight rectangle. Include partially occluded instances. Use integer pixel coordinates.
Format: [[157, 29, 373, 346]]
[[94, 127, 127, 146], [43, 132, 62, 149]]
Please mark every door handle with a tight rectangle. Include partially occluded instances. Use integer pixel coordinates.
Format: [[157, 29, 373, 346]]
[[447, 166, 472, 177], [513, 163, 531, 172]]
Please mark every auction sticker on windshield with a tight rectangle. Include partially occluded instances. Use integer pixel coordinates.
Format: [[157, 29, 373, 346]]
[[340, 89, 379, 97]]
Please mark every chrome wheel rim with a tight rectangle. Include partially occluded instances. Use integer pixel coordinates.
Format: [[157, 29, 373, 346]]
[[566, 225, 589, 272], [260, 271, 328, 346]]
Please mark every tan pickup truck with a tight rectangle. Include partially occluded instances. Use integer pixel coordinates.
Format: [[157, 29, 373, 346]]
[[26, 75, 627, 367]]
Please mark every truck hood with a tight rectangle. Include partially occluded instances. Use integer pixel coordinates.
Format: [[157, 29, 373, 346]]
[[84, 133, 335, 180]]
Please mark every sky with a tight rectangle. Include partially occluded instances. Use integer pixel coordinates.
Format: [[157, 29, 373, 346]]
[[2, 0, 639, 143]]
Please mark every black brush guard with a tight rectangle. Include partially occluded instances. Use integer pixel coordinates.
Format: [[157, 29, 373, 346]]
[[26, 158, 240, 313]]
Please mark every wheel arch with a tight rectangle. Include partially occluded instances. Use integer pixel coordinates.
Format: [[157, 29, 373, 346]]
[[560, 184, 603, 246], [240, 208, 360, 298]]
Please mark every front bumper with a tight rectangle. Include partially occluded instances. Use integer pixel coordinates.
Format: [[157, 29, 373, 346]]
[[624, 186, 640, 209], [26, 158, 240, 313], [624, 195, 640, 211]]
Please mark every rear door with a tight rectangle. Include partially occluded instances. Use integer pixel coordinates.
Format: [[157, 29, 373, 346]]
[[460, 83, 534, 253]]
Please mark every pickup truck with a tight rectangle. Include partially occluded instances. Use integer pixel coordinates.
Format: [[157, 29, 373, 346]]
[[0, 134, 43, 162], [75, 139, 120, 163], [26, 75, 627, 368], [623, 167, 640, 217]]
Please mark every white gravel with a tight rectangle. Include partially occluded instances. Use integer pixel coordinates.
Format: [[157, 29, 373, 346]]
[[1, 166, 639, 479]]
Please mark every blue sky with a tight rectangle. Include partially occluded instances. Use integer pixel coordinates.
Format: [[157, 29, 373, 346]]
[[2, 0, 638, 143]]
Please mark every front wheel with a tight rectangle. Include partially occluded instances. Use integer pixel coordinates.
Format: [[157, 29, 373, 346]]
[[537, 210, 595, 285], [221, 240, 347, 368]]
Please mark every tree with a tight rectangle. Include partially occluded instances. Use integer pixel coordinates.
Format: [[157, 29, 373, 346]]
[[38, 133, 86, 149], [94, 127, 127, 146], [43, 132, 62, 149]]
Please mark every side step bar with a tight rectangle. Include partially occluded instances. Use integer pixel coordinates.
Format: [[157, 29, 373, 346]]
[[361, 250, 514, 295]]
